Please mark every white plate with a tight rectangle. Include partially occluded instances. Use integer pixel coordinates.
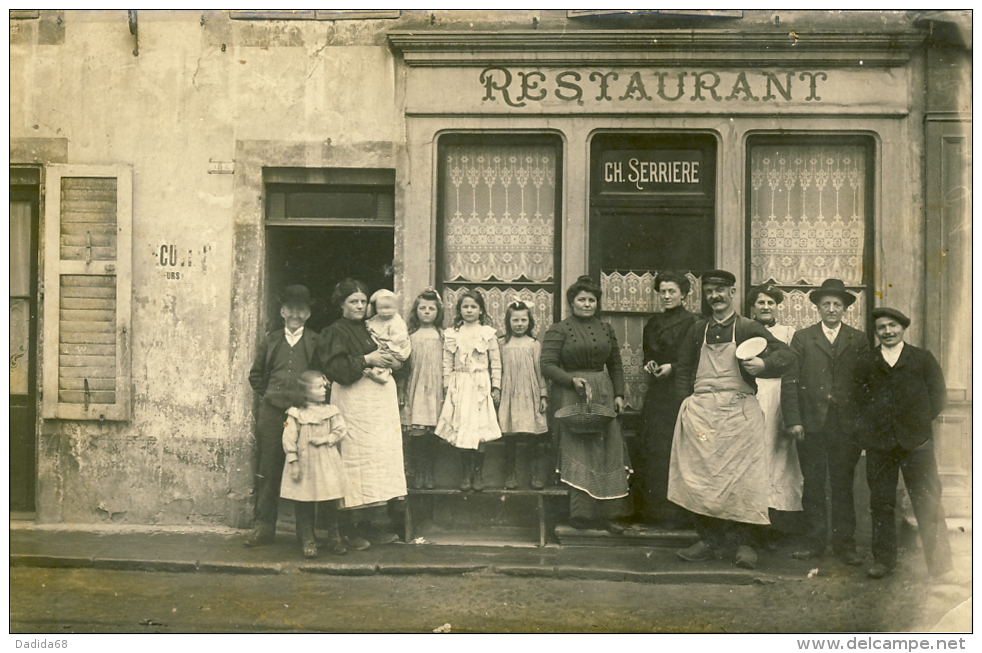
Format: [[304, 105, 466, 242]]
[[735, 337, 767, 360]]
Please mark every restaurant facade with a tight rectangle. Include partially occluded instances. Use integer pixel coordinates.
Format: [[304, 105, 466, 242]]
[[9, 10, 971, 532]]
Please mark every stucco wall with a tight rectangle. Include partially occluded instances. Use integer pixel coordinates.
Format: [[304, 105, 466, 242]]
[[11, 10, 965, 525], [10, 10, 404, 524]]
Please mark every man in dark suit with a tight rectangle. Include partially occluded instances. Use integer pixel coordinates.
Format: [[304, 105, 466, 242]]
[[244, 285, 319, 547], [854, 308, 958, 582], [781, 278, 869, 564]]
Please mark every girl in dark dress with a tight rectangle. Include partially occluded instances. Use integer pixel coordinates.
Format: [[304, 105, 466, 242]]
[[635, 271, 698, 527], [541, 276, 631, 532]]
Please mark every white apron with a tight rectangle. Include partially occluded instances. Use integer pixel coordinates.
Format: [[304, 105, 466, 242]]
[[757, 323, 803, 512], [667, 322, 770, 525]]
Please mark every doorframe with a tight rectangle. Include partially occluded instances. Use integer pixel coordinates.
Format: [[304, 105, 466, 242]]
[[10, 168, 42, 513]]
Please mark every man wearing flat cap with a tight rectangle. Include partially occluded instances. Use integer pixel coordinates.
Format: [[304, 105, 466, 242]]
[[670, 269, 795, 570], [854, 307, 958, 582], [781, 278, 869, 565], [245, 284, 319, 547]]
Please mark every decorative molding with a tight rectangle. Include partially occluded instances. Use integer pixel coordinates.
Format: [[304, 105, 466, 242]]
[[388, 30, 925, 67]]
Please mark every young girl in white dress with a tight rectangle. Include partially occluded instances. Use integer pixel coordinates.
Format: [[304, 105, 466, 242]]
[[435, 290, 502, 491], [280, 370, 348, 559], [497, 301, 549, 488], [398, 288, 445, 489]]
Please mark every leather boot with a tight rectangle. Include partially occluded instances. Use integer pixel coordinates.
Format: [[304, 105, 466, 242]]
[[422, 435, 436, 489], [243, 520, 275, 548], [294, 502, 317, 559], [404, 434, 419, 489], [529, 442, 546, 490], [321, 501, 347, 556], [471, 450, 485, 492], [459, 450, 472, 491], [504, 440, 519, 489]]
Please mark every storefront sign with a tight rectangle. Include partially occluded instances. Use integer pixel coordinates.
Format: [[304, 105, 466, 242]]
[[601, 150, 703, 193], [480, 67, 828, 107], [404, 66, 909, 115]]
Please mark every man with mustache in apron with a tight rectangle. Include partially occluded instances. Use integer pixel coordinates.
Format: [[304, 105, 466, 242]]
[[668, 270, 795, 569]]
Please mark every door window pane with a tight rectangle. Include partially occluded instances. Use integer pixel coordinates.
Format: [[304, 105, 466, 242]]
[[10, 201, 31, 296]]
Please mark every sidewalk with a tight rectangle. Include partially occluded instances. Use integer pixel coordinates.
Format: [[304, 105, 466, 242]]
[[9, 518, 972, 587]]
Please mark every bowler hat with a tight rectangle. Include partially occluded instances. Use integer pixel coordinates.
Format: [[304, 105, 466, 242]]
[[872, 307, 910, 329], [809, 279, 855, 307], [701, 269, 736, 287], [279, 284, 314, 307]]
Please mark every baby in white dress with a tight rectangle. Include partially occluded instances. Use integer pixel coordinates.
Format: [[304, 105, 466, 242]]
[[365, 289, 411, 384]]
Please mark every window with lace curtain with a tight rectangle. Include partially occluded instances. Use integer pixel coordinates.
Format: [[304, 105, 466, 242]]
[[747, 136, 875, 332], [437, 135, 562, 336]]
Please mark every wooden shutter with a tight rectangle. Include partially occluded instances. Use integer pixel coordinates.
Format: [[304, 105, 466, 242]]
[[42, 165, 132, 420]]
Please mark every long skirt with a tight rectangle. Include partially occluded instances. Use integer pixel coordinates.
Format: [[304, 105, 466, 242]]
[[555, 369, 631, 519], [634, 376, 688, 523], [332, 375, 407, 509], [756, 377, 804, 512]]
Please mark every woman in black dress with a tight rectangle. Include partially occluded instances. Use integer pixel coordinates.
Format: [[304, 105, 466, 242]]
[[541, 275, 631, 532], [318, 278, 407, 549], [635, 271, 698, 527]]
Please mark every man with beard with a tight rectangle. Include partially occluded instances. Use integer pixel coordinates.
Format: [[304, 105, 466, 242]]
[[669, 270, 794, 569]]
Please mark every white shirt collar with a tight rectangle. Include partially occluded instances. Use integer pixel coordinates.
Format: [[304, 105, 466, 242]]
[[880, 340, 904, 367], [284, 326, 304, 347], [822, 322, 842, 344]]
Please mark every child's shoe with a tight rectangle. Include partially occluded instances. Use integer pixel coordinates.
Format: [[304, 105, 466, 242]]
[[302, 540, 318, 559]]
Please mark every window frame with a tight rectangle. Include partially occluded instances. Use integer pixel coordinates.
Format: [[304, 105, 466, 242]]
[[435, 132, 564, 332], [744, 133, 876, 330]]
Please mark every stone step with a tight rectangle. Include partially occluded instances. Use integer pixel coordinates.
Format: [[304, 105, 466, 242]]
[[555, 525, 700, 548]]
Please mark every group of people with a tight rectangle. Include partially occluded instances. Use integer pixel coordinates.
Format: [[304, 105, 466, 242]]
[[244, 279, 553, 558], [244, 270, 959, 584], [636, 270, 955, 583]]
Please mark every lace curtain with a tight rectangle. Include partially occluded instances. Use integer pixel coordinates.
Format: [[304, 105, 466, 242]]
[[750, 144, 868, 332], [443, 145, 555, 284], [441, 143, 557, 336]]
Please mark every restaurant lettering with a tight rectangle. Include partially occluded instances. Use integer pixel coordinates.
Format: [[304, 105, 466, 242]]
[[480, 67, 828, 108]]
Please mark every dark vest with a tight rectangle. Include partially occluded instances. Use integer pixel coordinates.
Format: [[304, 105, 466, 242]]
[[263, 335, 311, 410]]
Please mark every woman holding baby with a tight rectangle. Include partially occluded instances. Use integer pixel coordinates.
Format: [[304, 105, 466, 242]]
[[318, 278, 407, 550]]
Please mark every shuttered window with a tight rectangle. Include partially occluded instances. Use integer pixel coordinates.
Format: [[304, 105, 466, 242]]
[[42, 165, 132, 420]]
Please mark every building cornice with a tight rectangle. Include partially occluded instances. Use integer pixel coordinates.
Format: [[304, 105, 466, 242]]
[[387, 29, 927, 68]]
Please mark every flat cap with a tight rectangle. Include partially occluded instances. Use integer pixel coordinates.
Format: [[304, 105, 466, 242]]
[[872, 307, 910, 329], [701, 269, 737, 286]]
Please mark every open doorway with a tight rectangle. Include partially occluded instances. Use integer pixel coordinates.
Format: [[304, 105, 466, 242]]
[[264, 226, 394, 332], [262, 168, 396, 333]]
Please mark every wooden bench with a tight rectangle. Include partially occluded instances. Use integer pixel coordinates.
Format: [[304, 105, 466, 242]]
[[404, 487, 569, 547]]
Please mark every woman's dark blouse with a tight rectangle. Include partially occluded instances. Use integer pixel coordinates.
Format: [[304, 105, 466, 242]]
[[642, 305, 698, 369], [318, 318, 379, 386], [541, 316, 625, 397]]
